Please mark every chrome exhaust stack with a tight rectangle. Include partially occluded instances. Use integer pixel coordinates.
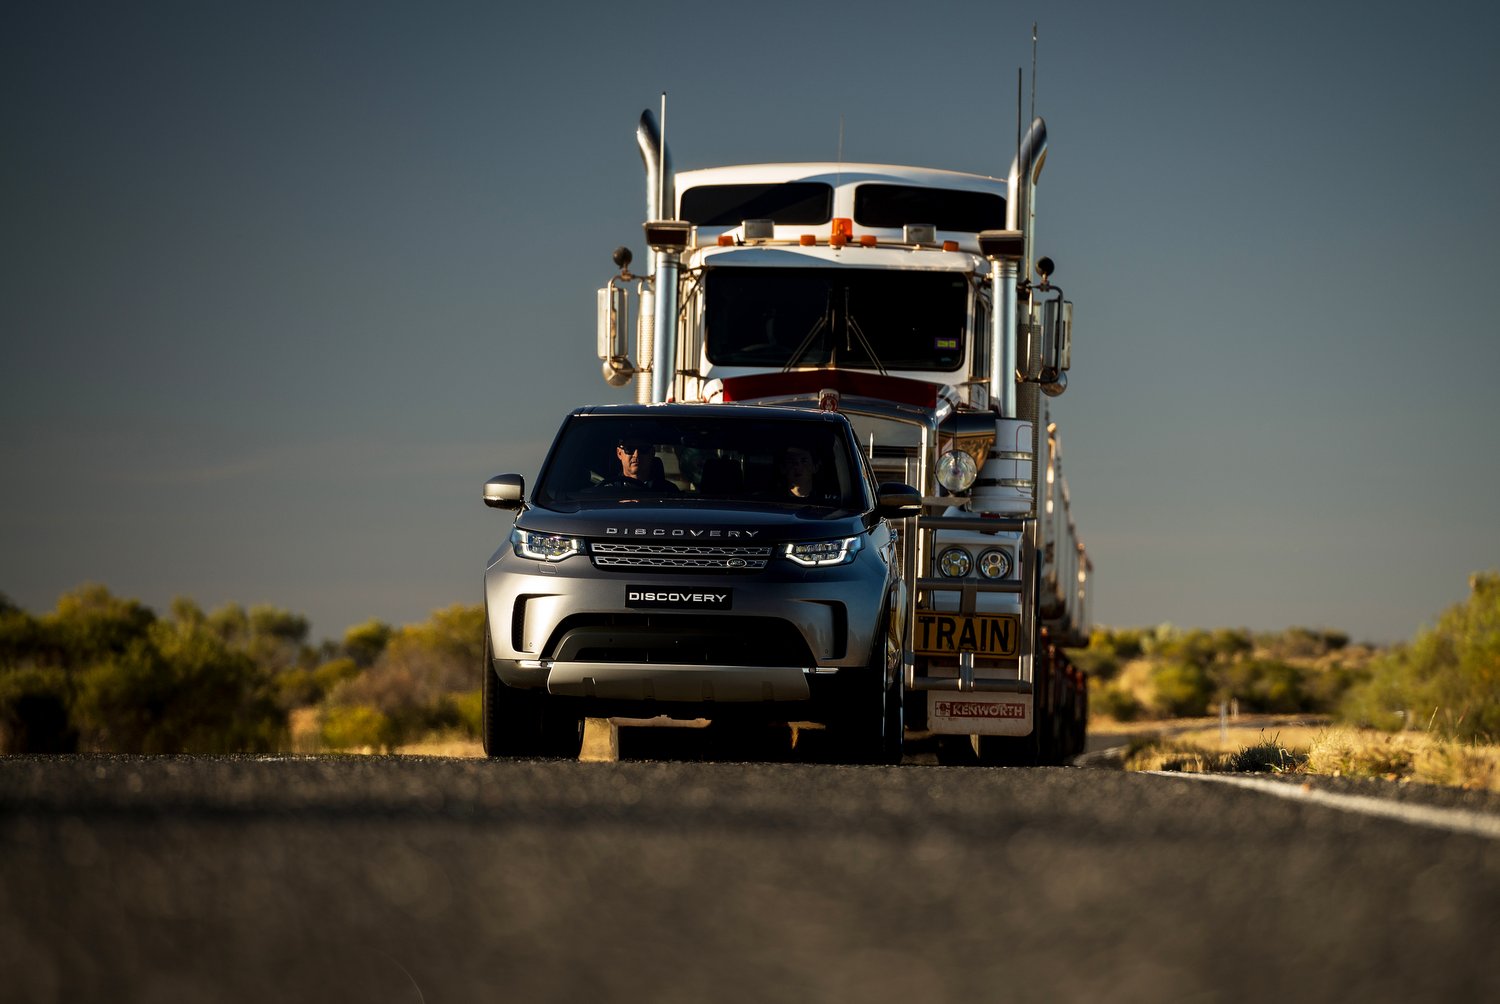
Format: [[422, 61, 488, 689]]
[[636, 109, 669, 224], [637, 105, 681, 404], [983, 117, 1047, 420]]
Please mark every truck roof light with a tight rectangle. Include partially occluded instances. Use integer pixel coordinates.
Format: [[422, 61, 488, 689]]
[[942, 240, 959, 252], [832, 217, 853, 238], [859, 234, 878, 247], [799, 234, 816, 246], [830, 233, 848, 248], [742, 219, 775, 240], [904, 223, 936, 245], [818, 388, 840, 412], [717, 233, 735, 246]]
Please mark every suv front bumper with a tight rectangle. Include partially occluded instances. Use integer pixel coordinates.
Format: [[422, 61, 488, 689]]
[[484, 545, 891, 703]]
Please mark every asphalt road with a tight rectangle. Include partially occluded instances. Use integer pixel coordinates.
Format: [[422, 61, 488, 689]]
[[3, 753, 1499, 1004]]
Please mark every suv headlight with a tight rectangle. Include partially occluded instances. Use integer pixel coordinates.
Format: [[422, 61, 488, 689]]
[[511, 527, 582, 562], [784, 536, 863, 567], [938, 546, 972, 577], [977, 547, 1013, 579]]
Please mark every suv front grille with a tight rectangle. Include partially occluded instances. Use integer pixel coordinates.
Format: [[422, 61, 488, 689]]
[[589, 542, 772, 571]]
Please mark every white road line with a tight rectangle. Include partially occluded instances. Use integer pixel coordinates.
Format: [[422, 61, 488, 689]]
[[1146, 771, 1500, 841]]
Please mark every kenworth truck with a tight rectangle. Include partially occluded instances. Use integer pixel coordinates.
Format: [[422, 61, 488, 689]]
[[483, 109, 1091, 764]]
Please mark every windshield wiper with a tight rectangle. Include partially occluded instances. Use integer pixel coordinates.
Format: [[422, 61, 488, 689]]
[[781, 288, 833, 372], [836, 286, 887, 376]]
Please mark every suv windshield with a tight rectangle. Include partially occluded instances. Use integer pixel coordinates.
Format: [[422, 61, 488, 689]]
[[533, 414, 870, 511], [704, 266, 969, 371]]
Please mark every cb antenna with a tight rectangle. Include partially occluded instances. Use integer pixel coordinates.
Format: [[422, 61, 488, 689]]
[[1016, 68, 1023, 172], [658, 92, 668, 219], [1030, 22, 1039, 126], [836, 113, 845, 193]]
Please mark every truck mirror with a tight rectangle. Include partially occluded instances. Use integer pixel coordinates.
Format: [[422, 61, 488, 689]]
[[597, 283, 628, 361], [1042, 298, 1071, 372], [484, 474, 525, 510], [876, 483, 923, 519], [1039, 297, 1072, 396], [1020, 303, 1042, 382], [1058, 299, 1072, 372]]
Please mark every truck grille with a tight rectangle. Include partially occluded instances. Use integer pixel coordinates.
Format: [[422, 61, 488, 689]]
[[589, 542, 772, 571]]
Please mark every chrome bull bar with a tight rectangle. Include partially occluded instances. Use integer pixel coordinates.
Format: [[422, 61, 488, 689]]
[[905, 512, 1037, 694]]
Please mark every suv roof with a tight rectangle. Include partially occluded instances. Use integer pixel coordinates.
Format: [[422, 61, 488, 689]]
[[569, 402, 851, 425]]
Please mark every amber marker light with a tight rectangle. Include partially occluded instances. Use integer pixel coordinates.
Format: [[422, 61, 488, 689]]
[[830, 233, 848, 248], [942, 240, 960, 252], [717, 234, 734, 246], [799, 234, 816, 246], [859, 234, 877, 247]]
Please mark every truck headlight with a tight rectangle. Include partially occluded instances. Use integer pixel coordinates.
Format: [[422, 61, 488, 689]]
[[977, 547, 1012, 579], [785, 536, 863, 567], [936, 449, 978, 493], [938, 546, 971, 577], [511, 527, 582, 562]]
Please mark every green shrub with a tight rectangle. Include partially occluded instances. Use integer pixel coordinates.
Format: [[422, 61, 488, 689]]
[[72, 619, 283, 753], [1150, 660, 1212, 717], [1341, 572, 1500, 740], [0, 665, 77, 752], [312, 657, 361, 694], [1090, 679, 1142, 721], [321, 704, 395, 751], [451, 689, 483, 738]]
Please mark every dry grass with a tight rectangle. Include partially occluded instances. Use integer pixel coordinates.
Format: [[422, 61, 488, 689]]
[[395, 735, 484, 758], [1305, 728, 1500, 791], [1118, 718, 1500, 792]]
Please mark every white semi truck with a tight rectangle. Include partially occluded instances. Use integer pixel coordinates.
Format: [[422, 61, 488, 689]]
[[588, 109, 1093, 764]]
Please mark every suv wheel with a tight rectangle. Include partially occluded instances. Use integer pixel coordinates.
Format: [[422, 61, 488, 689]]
[[826, 609, 904, 765], [482, 620, 582, 758]]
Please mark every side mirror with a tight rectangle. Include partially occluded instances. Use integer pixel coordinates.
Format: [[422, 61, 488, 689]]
[[484, 473, 525, 510], [876, 482, 922, 519], [597, 283, 627, 361], [598, 276, 638, 389], [1041, 296, 1072, 373]]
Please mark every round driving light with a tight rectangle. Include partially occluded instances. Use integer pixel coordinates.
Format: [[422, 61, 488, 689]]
[[938, 547, 972, 577], [936, 449, 978, 492], [978, 548, 1012, 580]]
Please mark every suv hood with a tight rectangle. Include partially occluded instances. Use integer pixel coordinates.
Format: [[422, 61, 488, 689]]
[[517, 502, 869, 543]]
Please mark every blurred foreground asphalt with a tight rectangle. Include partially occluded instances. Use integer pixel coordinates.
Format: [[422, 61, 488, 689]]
[[3, 753, 1499, 1003]]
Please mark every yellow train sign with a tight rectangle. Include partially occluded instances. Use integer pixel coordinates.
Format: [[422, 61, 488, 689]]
[[913, 612, 1020, 657]]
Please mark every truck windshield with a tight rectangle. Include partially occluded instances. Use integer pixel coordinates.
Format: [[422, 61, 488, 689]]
[[704, 266, 968, 371], [533, 414, 869, 512]]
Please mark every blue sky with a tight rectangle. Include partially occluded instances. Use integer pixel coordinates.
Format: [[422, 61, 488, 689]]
[[4, 1, 1498, 644]]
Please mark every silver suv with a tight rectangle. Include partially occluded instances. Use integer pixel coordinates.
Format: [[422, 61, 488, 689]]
[[482, 403, 919, 761]]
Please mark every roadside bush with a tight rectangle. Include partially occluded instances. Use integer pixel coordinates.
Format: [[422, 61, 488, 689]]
[[451, 689, 483, 738], [1149, 660, 1212, 717], [320, 704, 395, 751], [1223, 658, 1306, 714], [313, 657, 362, 694], [1090, 679, 1142, 722], [0, 665, 76, 752], [1341, 572, 1500, 740], [320, 604, 486, 747], [343, 620, 394, 668], [73, 618, 283, 753]]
